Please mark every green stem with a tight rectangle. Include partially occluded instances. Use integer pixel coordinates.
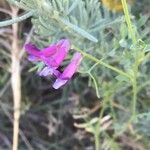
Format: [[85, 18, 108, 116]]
[[132, 78, 137, 118], [131, 59, 138, 118], [88, 72, 100, 98], [0, 11, 33, 27], [121, 0, 136, 44], [94, 130, 100, 150], [72, 45, 130, 79]]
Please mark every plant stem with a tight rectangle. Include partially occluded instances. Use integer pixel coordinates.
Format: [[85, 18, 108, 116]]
[[0, 11, 33, 27], [131, 58, 138, 118], [72, 45, 130, 79], [121, 0, 136, 44], [132, 78, 137, 118], [94, 130, 100, 150], [11, 6, 21, 150]]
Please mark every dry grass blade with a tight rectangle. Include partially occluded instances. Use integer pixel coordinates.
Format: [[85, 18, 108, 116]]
[[11, 6, 21, 150]]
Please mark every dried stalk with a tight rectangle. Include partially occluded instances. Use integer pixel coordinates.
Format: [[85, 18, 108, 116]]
[[11, 6, 21, 150]]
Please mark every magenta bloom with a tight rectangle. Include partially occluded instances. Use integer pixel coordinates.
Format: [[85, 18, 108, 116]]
[[53, 52, 82, 89], [43, 39, 70, 67], [25, 39, 70, 76], [25, 43, 57, 61], [25, 39, 82, 89]]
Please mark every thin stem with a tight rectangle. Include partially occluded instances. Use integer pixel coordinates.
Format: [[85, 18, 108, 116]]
[[88, 72, 100, 98], [0, 8, 12, 16], [132, 79, 137, 118], [0, 28, 34, 150], [0, 11, 33, 27], [11, 6, 21, 150], [94, 130, 100, 150], [121, 0, 136, 44], [131, 59, 138, 118], [72, 45, 131, 79]]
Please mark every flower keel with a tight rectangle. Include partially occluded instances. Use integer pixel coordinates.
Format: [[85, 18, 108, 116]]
[[53, 52, 82, 89]]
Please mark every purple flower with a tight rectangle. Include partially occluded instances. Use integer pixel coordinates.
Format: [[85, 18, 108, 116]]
[[53, 52, 82, 89], [38, 66, 61, 77], [25, 39, 82, 89], [25, 39, 70, 76], [25, 43, 57, 61], [43, 39, 70, 67]]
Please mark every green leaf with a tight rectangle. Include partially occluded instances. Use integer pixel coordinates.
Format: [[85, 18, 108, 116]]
[[115, 75, 129, 82]]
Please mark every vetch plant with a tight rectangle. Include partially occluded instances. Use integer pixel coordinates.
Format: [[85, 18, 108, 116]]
[[25, 39, 82, 89], [53, 52, 82, 89], [0, 0, 149, 150], [25, 39, 70, 77]]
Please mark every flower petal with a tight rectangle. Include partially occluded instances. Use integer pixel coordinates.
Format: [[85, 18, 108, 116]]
[[39, 66, 61, 77], [60, 52, 82, 79], [38, 67, 52, 76], [28, 55, 40, 62], [52, 52, 82, 89], [46, 39, 70, 67], [25, 43, 58, 59], [25, 43, 41, 57], [40, 44, 57, 57], [52, 78, 68, 89]]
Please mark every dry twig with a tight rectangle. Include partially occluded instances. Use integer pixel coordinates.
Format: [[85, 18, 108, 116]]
[[11, 6, 21, 150]]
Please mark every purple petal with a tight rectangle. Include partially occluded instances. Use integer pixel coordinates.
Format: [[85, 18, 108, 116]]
[[52, 78, 68, 89], [38, 67, 55, 76], [25, 43, 41, 57], [46, 39, 70, 67], [28, 55, 40, 62], [53, 70, 61, 77], [25, 39, 70, 69], [38, 66, 61, 77], [40, 44, 57, 57], [52, 52, 82, 89], [25, 43, 58, 59], [60, 52, 82, 79]]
